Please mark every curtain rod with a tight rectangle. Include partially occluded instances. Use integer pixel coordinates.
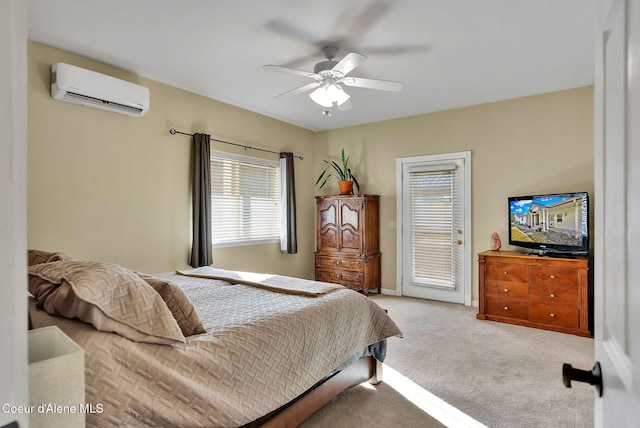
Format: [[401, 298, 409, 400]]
[[169, 128, 303, 160]]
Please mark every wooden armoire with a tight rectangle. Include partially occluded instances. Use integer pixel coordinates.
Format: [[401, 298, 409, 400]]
[[314, 195, 381, 295]]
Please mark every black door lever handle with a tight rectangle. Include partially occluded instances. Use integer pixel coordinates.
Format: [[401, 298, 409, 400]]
[[562, 362, 603, 397]]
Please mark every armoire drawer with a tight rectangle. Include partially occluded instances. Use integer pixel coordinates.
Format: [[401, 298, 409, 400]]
[[315, 256, 363, 271], [315, 269, 364, 288]]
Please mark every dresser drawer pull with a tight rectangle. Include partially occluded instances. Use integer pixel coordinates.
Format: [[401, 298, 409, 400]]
[[550, 293, 556, 298], [550, 274, 556, 279], [503, 306, 509, 311], [335, 260, 341, 267], [503, 288, 509, 293], [550, 313, 556, 318], [503, 271, 508, 275]]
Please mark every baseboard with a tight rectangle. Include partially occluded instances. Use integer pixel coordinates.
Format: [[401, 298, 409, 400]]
[[379, 291, 479, 307]]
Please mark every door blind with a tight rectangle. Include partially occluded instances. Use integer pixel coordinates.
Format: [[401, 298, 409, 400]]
[[210, 152, 281, 246], [409, 168, 455, 288]]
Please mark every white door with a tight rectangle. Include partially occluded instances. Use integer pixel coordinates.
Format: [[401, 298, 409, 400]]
[[396, 151, 471, 305], [586, 0, 640, 425]]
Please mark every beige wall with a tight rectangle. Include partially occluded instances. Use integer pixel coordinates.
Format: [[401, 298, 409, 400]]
[[28, 41, 316, 277], [314, 86, 594, 299], [28, 42, 594, 299]]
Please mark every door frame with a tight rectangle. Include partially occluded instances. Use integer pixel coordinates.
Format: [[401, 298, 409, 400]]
[[395, 151, 472, 305]]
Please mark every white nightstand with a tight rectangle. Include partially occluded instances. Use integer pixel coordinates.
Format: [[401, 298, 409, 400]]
[[28, 326, 85, 428]]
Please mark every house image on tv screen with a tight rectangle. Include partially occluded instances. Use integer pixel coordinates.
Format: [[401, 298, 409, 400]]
[[510, 194, 587, 246]]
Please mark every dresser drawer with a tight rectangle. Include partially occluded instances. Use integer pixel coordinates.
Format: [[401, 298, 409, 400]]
[[485, 280, 528, 300], [485, 296, 529, 320], [530, 266, 578, 287], [485, 263, 528, 283], [315, 256, 363, 271], [529, 284, 578, 306], [530, 303, 579, 328]]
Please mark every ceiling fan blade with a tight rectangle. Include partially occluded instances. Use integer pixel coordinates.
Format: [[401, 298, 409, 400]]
[[332, 52, 367, 75], [359, 44, 430, 56], [342, 76, 403, 92], [265, 19, 322, 45], [337, 100, 352, 111], [263, 65, 318, 79], [333, 0, 392, 47], [274, 81, 322, 98]]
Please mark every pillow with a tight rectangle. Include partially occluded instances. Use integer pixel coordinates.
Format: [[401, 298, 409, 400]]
[[28, 260, 186, 345], [28, 249, 74, 266], [137, 274, 206, 336]]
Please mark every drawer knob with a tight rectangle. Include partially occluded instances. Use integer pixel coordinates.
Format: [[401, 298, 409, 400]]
[[550, 293, 556, 298], [550, 274, 556, 279], [503, 288, 509, 293], [503, 306, 509, 311], [550, 313, 556, 317], [335, 260, 341, 266], [503, 271, 508, 275]]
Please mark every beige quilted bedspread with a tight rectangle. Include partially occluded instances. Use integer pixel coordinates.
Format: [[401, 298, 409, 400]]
[[29, 271, 401, 427], [176, 266, 345, 296]]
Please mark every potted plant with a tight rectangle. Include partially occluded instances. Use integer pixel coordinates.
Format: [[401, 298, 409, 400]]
[[315, 148, 360, 195]]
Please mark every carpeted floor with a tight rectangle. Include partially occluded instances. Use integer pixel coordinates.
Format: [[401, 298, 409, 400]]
[[303, 295, 595, 428]]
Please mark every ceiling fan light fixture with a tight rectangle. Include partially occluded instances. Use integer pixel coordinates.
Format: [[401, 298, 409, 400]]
[[309, 83, 350, 108]]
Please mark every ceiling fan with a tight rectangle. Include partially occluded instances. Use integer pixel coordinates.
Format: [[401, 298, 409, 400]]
[[264, 45, 403, 114]]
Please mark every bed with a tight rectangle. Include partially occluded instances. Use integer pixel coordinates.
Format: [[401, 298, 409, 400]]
[[27, 251, 402, 427]]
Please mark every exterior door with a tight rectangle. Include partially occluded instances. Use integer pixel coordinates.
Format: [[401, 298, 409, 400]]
[[396, 151, 471, 305], [591, 0, 640, 425]]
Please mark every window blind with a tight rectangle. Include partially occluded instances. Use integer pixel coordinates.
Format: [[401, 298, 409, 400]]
[[210, 151, 281, 246], [409, 168, 455, 288]]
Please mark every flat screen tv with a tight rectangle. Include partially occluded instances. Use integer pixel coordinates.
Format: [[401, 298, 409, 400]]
[[508, 192, 589, 256]]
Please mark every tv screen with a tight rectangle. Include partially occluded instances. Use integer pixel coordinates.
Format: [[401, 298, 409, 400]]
[[508, 192, 589, 256]]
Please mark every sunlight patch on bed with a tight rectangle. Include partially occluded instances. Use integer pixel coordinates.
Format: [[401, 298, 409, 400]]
[[382, 364, 488, 428]]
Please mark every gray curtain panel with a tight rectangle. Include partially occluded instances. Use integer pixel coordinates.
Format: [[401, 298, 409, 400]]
[[190, 133, 213, 267], [280, 152, 298, 254]]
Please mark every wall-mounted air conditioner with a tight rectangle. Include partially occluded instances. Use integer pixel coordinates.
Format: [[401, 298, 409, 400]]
[[51, 63, 150, 117]]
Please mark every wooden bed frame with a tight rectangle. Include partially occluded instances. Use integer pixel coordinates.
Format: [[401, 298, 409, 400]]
[[253, 356, 382, 427]]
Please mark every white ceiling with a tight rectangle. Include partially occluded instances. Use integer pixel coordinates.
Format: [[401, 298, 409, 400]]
[[27, 0, 596, 132]]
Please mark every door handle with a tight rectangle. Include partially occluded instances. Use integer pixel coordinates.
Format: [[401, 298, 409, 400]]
[[562, 362, 603, 397]]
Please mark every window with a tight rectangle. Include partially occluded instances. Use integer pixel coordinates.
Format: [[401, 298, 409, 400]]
[[210, 151, 280, 247], [557, 214, 563, 223], [408, 167, 455, 287]]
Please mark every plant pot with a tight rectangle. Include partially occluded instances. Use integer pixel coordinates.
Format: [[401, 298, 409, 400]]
[[338, 180, 354, 195]]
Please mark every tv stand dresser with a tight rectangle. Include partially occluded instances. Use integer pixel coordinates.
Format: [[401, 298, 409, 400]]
[[477, 250, 591, 337]]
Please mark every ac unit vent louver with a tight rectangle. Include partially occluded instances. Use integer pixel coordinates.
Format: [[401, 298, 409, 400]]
[[63, 91, 145, 115]]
